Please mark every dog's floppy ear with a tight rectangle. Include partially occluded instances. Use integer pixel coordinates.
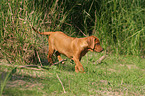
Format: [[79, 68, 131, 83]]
[[87, 36, 95, 49]]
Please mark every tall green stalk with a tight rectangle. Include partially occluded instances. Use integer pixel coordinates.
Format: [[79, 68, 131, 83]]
[[0, 68, 17, 95]]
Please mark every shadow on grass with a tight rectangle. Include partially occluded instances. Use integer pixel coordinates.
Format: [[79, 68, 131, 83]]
[[0, 67, 52, 96], [97, 61, 109, 66], [39, 57, 75, 72], [55, 63, 75, 72]]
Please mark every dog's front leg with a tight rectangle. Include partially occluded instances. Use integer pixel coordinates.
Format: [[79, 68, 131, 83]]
[[72, 57, 84, 73]]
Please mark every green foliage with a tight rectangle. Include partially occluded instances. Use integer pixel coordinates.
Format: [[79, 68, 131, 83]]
[[0, 1, 144, 95], [93, 0, 145, 55], [0, 0, 145, 63], [0, 67, 17, 95], [0, 54, 145, 95]]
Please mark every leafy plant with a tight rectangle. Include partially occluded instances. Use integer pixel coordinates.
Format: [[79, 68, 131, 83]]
[[0, 68, 17, 95]]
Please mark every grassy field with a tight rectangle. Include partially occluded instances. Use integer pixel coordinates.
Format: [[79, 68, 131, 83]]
[[0, 0, 145, 95], [0, 52, 145, 96]]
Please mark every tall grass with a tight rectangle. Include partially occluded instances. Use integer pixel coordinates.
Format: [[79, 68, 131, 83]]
[[0, 68, 17, 95], [0, 0, 74, 64], [93, 0, 145, 55], [0, 0, 145, 64]]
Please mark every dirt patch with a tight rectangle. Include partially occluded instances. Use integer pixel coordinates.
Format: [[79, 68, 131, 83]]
[[108, 68, 116, 72], [126, 65, 138, 69], [100, 90, 124, 96], [7, 80, 28, 87], [120, 64, 139, 69], [6, 80, 44, 89], [89, 89, 124, 96]]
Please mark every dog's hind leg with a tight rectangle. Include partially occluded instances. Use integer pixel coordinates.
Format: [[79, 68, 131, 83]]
[[56, 51, 65, 64]]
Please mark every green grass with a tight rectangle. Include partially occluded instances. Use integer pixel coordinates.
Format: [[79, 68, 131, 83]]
[[0, 0, 145, 95], [0, 53, 145, 96], [0, 0, 145, 64]]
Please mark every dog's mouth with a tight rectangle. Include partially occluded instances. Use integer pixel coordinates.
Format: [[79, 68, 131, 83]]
[[94, 48, 104, 52]]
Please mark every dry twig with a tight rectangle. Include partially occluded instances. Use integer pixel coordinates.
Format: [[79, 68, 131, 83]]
[[36, 51, 42, 66], [56, 73, 66, 93], [96, 55, 107, 64], [0, 59, 67, 71], [51, 59, 67, 66]]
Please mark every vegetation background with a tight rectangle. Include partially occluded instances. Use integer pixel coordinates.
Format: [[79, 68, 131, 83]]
[[0, 0, 145, 95]]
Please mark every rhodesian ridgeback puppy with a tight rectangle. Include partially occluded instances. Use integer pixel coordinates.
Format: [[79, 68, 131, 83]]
[[32, 27, 103, 73]]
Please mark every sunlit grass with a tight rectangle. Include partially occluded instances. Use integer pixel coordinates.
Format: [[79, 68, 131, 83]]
[[0, 53, 145, 95], [0, 0, 145, 95]]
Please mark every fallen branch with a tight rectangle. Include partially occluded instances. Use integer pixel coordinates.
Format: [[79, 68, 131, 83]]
[[56, 74, 66, 93], [0, 63, 43, 71], [0, 59, 67, 71], [51, 59, 67, 66], [97, 55, 107, 64], [36, 51, 42, 66], [94, 55, 107, 64]]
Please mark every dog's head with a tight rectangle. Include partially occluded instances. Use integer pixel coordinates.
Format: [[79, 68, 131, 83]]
[[87, 36, 103, 52]]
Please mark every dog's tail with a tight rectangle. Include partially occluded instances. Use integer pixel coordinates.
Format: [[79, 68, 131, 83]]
[[32, 26, 52, 35]]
